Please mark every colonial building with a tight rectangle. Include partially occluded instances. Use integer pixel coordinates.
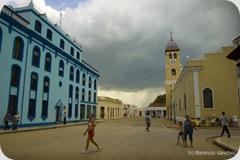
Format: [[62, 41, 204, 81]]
[[165, 33, 182, 120], [97, 96, 124, 119], [0, 2, 99, 128], [143, 103, 166, 118], [171, 44, 239, 122]]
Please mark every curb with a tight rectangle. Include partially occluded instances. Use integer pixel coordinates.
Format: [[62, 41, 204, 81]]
[[213, 138, 238, 152]]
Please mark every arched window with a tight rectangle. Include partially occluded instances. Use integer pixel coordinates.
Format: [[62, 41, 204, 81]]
[[171, 69, 176, 75], [75, 87, 79, 118], [9, 65, 21, 115], [59, 60, 64, 77], [60, 39, 64, 49], [44, 53, 52, 72], [35, 20, 42, 33], [13, 37, 24, 61], [70, 47, 74, 56], [69, 66, 74, 81], [68, 85, 73, 118], [174, 53, 177, 59], [32, 46, 41, 67], [42, 77, 50, 118], [76, 69, 80, 83], [203, 88, 213, 108], [28, 73, 38, 119], [169, 53, 172, 59], [82, 73, 86, 86]]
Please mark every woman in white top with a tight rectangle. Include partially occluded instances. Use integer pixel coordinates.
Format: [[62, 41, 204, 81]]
[[82, 114, 101, 154]]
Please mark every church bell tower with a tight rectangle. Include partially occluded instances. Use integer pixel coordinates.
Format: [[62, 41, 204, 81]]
[[165, 32, 181, 120]]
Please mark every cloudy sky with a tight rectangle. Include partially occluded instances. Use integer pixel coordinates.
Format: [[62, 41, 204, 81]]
[[0, 0, 239, 107]]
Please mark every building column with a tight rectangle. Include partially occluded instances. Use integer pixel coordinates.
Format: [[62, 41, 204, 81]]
[[193, 71, 201, 118]]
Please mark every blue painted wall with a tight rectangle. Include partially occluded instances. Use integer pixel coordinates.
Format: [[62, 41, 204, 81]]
[[0, 2, 99, 128]]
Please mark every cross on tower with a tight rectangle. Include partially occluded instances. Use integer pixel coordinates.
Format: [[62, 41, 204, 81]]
[[170, 30, 173, 41]]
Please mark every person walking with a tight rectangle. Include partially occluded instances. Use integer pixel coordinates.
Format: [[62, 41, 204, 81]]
[[176, 121, 184, 144], [220, 111, 231, 137], [12, 112, 20, 130], [82, 114, 101, 154], [3, 111, 11, 130], [183, 115, 197, 147], [145, 114, 151, 132], [63, 112, 67, 125]]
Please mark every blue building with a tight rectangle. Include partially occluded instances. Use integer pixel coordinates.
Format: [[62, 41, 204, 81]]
[[0, 2, 99, 128]]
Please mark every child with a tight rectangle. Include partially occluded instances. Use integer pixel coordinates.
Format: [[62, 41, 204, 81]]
[[177, 121, 184, 144]]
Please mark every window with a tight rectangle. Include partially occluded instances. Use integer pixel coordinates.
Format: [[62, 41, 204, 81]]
[[8, 95, 18, 115], [35, 20, 42, 33], [60, 39, 65, 49], [43, 77, 50, 93], [44, 53, 52, 72], [87, 105, 91, 119], [89, 77, 92, 88], [46, 29, 52, 40], [0, 27, 2, 53], [32, 47, 41, 67], [203, 88, 213, 108], [42, 100, 48, 118], [77, 52, 80, 60], [82, 73, 86, 86], [174, 53, 177, 59], [30, 73, 38, 91], [82, 89, 85, 101], [70, 47, 74, 56], [28, 98, 36, 118], [171, 69, 176, 75], [75, 87, 79, 118], [80, 104, 85, 120], [76, 69, 80, 83], [13, 37, 24, 61], [68, 85, 73, 118], [11, 65, 21, 87], [94, 79, 97, 90], [94, 92, 96, 103], [169, 53, 172, 59], [42, 77, 49, 118], [69, 66, 74, 81], [59, 60, 64, 77], [88, 91, 91, 102]]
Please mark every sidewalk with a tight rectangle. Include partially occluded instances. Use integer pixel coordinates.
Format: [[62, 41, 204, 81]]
[[163, 118, 240, 152], [0, 120, 104, 135]]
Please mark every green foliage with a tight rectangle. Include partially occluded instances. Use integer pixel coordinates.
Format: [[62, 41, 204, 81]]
[[153, 94, 166, 103]]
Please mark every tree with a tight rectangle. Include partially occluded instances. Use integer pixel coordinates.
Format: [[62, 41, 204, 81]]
[[153, 93, 166, 103]]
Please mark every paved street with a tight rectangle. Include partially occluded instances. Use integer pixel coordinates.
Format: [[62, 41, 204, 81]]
[[0, 117, 239, 160]]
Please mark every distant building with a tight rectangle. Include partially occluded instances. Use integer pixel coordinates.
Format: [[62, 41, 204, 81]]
[[143, 103, 166, 118], [97, 96, 124, 119], [0, 2, 99, 128]]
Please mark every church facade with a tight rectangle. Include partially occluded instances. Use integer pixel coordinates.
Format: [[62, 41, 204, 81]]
[[0, 2, 99, 128]]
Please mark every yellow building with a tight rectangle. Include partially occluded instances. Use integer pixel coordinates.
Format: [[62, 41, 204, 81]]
[[165, 33, 182, 120], [97, 96, 124, 119], [171, 44, 240, 122]]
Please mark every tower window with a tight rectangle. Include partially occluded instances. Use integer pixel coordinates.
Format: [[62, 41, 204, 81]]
[[174, 53, 177, 59], [169, 53, 172, 59], [171, 69, 176, 75]]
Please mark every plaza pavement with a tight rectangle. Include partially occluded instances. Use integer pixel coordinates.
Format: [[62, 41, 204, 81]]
[[1, 118, 239, 152], [0, 117, 239, 160]]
